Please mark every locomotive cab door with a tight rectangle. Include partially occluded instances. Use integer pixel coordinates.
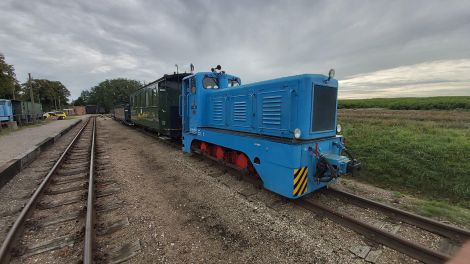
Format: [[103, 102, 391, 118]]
[[187, 77, 199, 134], [182, 76, 199, 135]]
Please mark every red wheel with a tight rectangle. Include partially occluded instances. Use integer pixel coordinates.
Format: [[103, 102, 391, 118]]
[[234, 153, 248, 169], [214, 146, 224, 160], [200, 142, 208, 152]]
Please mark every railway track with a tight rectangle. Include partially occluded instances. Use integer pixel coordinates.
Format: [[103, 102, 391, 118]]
[[297, 188, 470, 264], [327, 188, 470, 244], [0, 117, 97, 264]]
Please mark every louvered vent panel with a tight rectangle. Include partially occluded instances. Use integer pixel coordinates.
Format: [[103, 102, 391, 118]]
[[262, 95, 282, 127], [212, 99, 224, 122], [233, 101, 247, 122]]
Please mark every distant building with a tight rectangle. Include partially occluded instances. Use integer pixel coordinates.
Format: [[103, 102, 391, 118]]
[[63, 108, 74, 116], [85, 105, 105, 114], [73, 106, 86, 115]]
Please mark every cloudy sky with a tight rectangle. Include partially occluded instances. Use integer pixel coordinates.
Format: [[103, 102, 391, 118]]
[[1, 0, 469, 100]]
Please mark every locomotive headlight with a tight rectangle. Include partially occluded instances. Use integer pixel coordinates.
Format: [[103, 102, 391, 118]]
[[294, 128, 302, 139], [336, 124, 342, 133]]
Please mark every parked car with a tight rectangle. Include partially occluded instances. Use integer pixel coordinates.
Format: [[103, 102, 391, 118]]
[[54, 111, 67, 120], [43, 111, 67, 120], [43, 112, 55, 119]]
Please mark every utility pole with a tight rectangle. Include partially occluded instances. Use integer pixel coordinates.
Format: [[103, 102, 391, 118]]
[[37, 82, 41, 104], [175, 64, 179, 74], [29, 73, 36, 124]]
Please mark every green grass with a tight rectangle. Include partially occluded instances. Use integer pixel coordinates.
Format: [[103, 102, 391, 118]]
[[339, 109, 470, 208], [339, 96, 470, 110], [417, 200, 470, 226]]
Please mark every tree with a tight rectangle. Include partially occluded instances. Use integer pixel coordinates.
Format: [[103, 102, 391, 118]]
[[20, 79, 71, 111], [78, 78, 142, 112], [73, 90, 91, 106], [0, 53, 21, 99]]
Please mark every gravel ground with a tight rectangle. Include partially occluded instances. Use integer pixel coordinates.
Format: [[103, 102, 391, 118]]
[[97, 118, 421, 263], [0, 116, 88, 166]]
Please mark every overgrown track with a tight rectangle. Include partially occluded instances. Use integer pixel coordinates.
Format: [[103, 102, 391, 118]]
[[297, 188, 470, 264], [0, 117, 97, 264]]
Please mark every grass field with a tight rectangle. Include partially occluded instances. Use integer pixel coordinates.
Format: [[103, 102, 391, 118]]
[[339, 96, 470, 110], [338, 109, 470, 208]]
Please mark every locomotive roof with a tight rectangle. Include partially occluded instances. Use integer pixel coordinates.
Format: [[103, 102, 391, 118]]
[[183, 72, 337, 88], [240, 73, 337, 88]]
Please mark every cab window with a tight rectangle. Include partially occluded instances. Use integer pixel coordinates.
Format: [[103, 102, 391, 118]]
[[190, 78, 196, 93], [145, 90, 149, 107], [203, 77, 219, 89], [228, 78, 240, 87]]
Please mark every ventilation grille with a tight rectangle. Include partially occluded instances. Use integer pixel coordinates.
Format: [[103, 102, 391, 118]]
[[233, 101, 247, 122], [262, 95, 282, 127], [212, 99, 224, 121]]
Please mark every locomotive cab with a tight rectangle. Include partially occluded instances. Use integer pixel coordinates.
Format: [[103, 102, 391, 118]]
[[181, 70, 241, 134]]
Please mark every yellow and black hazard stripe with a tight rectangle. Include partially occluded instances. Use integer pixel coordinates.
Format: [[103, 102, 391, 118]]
[[293, 167, 308, 197]]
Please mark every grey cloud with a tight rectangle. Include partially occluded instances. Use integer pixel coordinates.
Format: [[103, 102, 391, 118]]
[[0, 0, 469, 99], [340, 59, 470, 98]]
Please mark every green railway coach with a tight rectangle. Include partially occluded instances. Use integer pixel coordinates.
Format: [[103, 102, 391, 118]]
[[130, 73, 189, 138]]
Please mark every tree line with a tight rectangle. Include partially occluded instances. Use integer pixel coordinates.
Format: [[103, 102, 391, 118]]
[[73, 78, 142, 113], [0, 53, 70, 111], [2, 53, 143, 113]]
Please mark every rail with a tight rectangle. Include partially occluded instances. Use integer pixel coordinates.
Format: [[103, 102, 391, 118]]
[[83, 117, 96, 264], [296, 199, 451, 264], [328, 188, 470, 243]]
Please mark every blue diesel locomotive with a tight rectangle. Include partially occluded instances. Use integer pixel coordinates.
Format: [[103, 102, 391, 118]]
[[180, 67, 359, 199]]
